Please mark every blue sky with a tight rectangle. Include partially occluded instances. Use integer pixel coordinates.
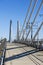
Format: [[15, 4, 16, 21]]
[[0, 0, 43, 40]]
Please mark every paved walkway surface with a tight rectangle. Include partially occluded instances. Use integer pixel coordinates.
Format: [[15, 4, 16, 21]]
[[4, 43, 43, 65]]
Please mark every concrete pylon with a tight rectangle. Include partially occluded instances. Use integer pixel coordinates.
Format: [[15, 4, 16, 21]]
[[9, 20, 12, 43], [17, 21, 19, 41]]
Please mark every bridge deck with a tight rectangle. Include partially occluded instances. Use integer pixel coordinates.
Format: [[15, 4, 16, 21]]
[[4, 43, 43, 65]]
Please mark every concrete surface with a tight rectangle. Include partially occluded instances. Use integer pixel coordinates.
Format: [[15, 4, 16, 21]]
[[4, 43, 43, 65]]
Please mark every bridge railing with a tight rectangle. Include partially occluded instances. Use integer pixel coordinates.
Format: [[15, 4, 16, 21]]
[[0, 39, 6, 65]]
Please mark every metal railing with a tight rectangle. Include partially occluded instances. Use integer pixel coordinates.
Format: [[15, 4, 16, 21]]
[[0, 39, 6, 65]]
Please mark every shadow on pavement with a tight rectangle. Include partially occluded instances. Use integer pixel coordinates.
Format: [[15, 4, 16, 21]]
[[6, 46, 27, 50], [5, 49, 40, 62]]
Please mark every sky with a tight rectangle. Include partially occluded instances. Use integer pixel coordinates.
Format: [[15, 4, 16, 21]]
[[0, 0, 43, 41]]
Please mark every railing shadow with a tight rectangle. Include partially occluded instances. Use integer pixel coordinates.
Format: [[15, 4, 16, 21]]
[[6, 46, 27, 50], [5, 49, 40, 62]]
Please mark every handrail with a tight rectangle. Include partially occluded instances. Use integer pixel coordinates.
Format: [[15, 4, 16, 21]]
[[0, 39, 6, 65]]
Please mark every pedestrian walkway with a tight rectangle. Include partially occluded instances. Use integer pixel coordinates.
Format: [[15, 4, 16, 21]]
[[4, 43, 43, 65]]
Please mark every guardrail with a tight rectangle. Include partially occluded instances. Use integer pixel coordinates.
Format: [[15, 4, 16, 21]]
[[1, 48, 6, 65], [0, 39, 6, 65], [15, 40, 43, 50]]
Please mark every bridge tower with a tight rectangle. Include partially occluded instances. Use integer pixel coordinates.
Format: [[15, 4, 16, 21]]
[[9, 20, 12, 42], [17, 21, 19, 41]]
